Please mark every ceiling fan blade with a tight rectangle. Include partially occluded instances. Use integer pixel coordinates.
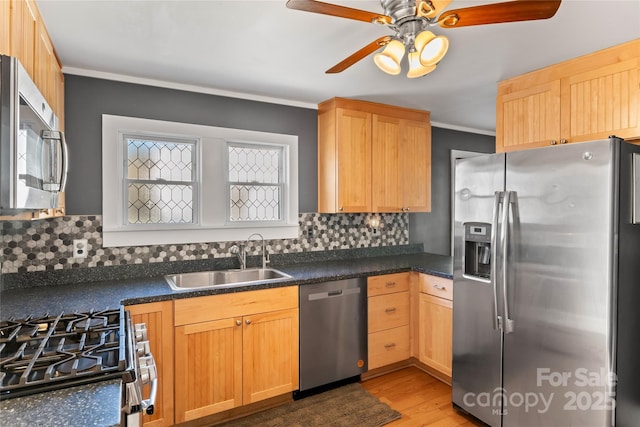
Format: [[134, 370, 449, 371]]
[[326, 36, 392, 74], [439, 0, 561, 28], [286, 0, 391, 25], [417, 0, 453, 19]]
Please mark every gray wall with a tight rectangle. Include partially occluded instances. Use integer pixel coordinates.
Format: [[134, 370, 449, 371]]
[[410, 127, 495, 255], [64, 75, 495, 254], [64, 75, 319, 214]]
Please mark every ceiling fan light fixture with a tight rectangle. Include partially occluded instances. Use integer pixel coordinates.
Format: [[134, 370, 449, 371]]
[[373, 39, 405, 75], [415, 30, 449, 66], [407, 50, 437, 78]]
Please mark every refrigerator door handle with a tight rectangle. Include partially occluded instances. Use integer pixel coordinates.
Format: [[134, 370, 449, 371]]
[[501, 191, 517, 334], [491, 191, 503, 331]]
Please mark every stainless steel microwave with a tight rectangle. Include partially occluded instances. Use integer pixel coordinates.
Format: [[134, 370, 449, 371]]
[[0, 54, 68, 213]]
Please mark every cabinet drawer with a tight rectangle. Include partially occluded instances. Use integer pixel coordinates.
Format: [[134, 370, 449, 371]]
[[367, 272, 410, 297], [420, 275, 453, 301], [368, 325, 410, 370], [368, 291, 410, 333], [174, 286, 298, 326]]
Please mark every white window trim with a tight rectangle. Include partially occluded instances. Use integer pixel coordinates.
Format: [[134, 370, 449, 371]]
[[102, 115, 298, 247]]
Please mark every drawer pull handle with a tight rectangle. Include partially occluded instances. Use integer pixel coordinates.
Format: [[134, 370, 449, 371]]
[[433, 284, 447, 291], [385, 282, 396, 288], [384, 343, 396, 350], [385, 307, 397, 314]]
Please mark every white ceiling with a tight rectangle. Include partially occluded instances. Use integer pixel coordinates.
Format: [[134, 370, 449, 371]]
[[36, 0, 640, 134]]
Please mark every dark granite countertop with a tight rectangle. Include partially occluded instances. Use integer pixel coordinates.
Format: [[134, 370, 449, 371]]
[[0, 252, 451, 319], [0, 250, 451, 426], [0, 379, 122, 427]]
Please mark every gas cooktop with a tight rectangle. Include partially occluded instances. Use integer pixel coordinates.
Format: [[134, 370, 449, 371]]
[[0, 308, 128, 399]]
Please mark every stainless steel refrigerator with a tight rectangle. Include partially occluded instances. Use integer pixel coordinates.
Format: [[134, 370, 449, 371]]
[[452, 138, 640, 426]]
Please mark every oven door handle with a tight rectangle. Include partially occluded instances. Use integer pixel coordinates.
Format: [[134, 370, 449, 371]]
[[139, 355, 158, 415], [142, 377, 157, 415]]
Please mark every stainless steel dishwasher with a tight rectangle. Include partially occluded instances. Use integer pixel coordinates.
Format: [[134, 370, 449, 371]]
[[298, 278, 367, 392]]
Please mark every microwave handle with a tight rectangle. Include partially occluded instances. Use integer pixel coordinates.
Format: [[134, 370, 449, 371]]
[[58, 132, 68, 192], [41, 130, 68, 192]]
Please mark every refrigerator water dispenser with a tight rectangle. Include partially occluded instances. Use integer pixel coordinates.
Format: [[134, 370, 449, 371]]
[[463, 222, 492, 280]]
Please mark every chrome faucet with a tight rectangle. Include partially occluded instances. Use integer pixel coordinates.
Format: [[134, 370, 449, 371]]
[[245, 233, 270, 270], [232, 243, 247, 269]]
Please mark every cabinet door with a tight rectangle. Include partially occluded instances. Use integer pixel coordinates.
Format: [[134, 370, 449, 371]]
[[174, 318, 243, 423], [0, 1, 9, 54], [243, 308, 299, 404], [10, 0, 38, 79], [561, 59, 640, 143], [496, 81, 561, 152], [401, 119, 431, 212], [336, 108, 371, 212], [127, 302, 174, 427], [419, 293, 453, 377], [372, 114, 402, 212]]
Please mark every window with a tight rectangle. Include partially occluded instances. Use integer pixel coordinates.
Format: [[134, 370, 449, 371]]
[[102, 115, 298, 247], [125, 136, 197, 225], [228, 143, 283, 222]]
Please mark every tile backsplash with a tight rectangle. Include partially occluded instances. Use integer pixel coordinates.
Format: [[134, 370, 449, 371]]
[[1, 213, 409, 274]]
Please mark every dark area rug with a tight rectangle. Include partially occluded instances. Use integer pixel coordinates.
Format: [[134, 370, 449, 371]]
[[216, 382, 401, 427]]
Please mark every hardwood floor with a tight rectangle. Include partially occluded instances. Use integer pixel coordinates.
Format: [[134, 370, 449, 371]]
[[361, 367, 484, 427]]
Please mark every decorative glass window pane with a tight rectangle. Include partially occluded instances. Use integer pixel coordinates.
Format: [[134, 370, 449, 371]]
[[228, 144, 283, 222], [125, 137, 196, 225]]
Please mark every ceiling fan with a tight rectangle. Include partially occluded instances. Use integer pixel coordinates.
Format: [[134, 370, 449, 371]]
[[286, 0, 562, 78]]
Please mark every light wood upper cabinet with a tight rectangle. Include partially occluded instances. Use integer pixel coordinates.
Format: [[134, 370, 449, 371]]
[[173, 287, 299, 423], [497, 39, 640, 152], [10, 0, 37, 79], [336, 108, 372, 212], [127, 301, 175, 427], [318, 97, 431, 213], [496, 81, 561, 152], [1, 1, 10, 54], [561, 59, 639, 142], [401, 119, 431, 212]]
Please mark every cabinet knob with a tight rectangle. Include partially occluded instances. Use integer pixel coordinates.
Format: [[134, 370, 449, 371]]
[[550, 140, 558, 145], [560, 139, 568, 144], [384, 343, 396, 350], [385, 307, 397, 314], [245, 319, 251, 325], [236, 320, 242, 326], [339, 207, 344, 212]]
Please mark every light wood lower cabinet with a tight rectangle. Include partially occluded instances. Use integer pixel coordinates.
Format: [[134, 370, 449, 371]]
[[173, 287, 299, 424], [126, 301, 175, 427], [367, 273, 411, 370], [418, 288, 453, 377]]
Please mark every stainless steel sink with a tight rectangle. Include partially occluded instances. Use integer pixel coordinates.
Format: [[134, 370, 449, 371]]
[[165, 268, 293, 291]]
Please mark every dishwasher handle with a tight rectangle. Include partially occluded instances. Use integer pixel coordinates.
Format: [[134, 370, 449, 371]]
[[307, 287, 361, 301]]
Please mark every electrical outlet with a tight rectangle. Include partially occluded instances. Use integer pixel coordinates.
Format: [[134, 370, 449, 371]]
[[305, 226, 314, 239], [73, 239, 88, 258], [372, 227, 379, 236]]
